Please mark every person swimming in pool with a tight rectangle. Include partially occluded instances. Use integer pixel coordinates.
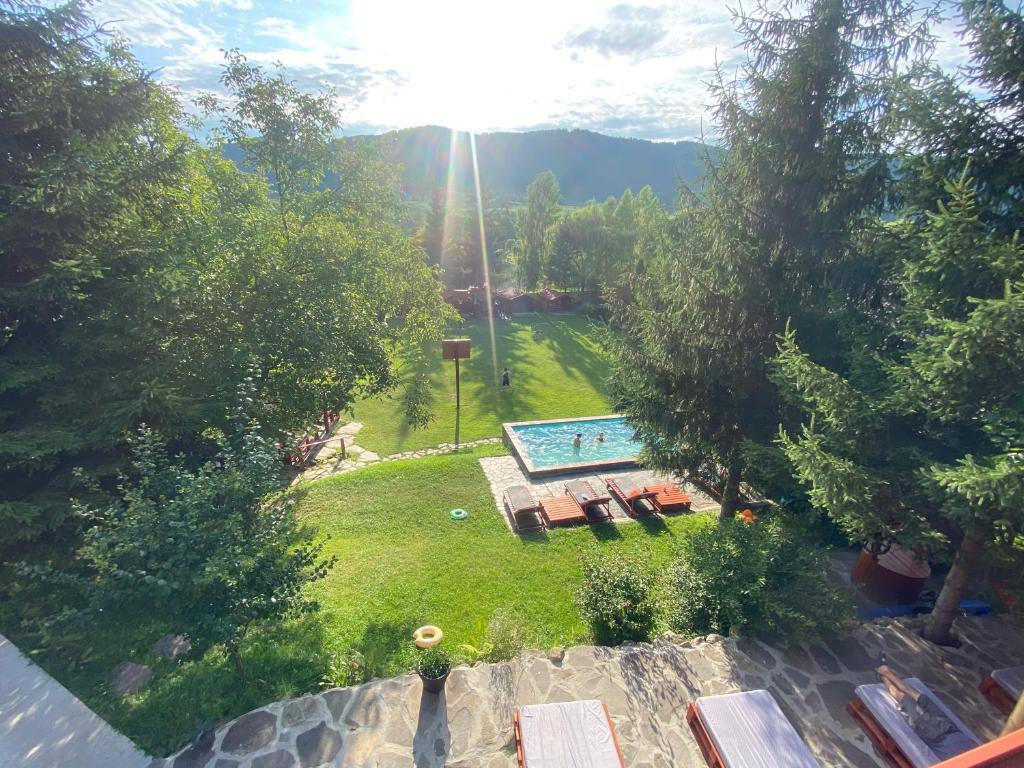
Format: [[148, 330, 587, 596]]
[[596, 431, 605, 443], [573, 433, 582, 453]]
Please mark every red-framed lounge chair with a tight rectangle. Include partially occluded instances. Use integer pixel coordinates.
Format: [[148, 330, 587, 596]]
[[644, 481, 692, 514], [539, 495, 588, 527], [686, 689, 820, 768], [929, 728, 1024, 767], [979, 666, 1024, 717], [565, 479, 614, 523], [503, 485, 545, 532], [848, 678, 981, 768], [606, 477, 659, 517], [514, 700, 624, 768]]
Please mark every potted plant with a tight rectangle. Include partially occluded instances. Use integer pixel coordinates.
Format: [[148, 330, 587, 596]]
[[416, 646, 452, 694]]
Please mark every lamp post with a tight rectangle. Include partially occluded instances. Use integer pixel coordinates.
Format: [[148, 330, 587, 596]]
[[441, 338, 471, 448]]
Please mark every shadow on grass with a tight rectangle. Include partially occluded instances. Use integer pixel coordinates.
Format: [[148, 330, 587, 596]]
[[589, 522, 623, 541], [351, 618, 420, 680], [536, 318, 609, 390], [635, 516, 671, 536], [517, 530, 550, 546], [117, 613, 331, 757]]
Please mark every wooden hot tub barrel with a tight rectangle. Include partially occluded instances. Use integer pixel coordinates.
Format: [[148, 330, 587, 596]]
[[853, 543, 930, 604]]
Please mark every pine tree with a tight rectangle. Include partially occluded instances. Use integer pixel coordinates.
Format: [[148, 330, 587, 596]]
[[774, 173, 1024, 644], [0, 1, 188, 544], [608, 0, 927, 517]]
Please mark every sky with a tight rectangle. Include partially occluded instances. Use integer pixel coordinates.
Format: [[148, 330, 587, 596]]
[[93, 0, 972, 141]]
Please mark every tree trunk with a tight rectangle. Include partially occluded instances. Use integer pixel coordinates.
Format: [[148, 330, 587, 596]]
[[1002, 690, 1024, 736], [719, 466, 741, 521], [230, 646, 245, 677], [922, 531, 984, 646]]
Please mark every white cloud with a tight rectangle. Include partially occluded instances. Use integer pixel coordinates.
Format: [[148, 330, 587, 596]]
[[93, 0, 974, 141]]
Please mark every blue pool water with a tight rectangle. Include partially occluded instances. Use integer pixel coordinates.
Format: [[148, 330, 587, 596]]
[[510, 417, 639, 469]]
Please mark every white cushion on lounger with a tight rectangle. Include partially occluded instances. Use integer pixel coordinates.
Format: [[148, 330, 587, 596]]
[[854, 678, 981, 768], [695, 690, 820, 768], [992, 666, 1024, 700], [518, 700, 621, 768]]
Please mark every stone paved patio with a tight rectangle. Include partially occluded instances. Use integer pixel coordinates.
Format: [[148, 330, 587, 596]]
[[479, 455, 720, 530], [152, 615, 1023, 767]]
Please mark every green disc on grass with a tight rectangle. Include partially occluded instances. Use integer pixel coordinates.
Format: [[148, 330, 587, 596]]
[[450, 508, 468, 521]]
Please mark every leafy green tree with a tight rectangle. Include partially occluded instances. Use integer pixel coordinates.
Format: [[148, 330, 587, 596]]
[[515, 171, 560, 289], [0, 2, 451, 549], [774, 174, 1024, 644], [19, 379, 335, 674], [198, 50, 338, 234], [608, 0, 926, 517]]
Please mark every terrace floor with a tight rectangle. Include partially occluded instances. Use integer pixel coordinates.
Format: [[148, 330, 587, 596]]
[[154, 615, 1023, 767], [478, 455, 721, 531]]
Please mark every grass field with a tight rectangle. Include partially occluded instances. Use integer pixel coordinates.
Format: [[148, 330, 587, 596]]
[[0, 447, 711, 755], [302, 446, 710, 669], [352, 313, 613, 455]]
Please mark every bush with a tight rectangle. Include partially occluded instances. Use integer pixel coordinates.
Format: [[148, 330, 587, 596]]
[[664, 516, 849, 639], [322, 648, 367, 688], [576, 549, 658, 644], [458, 608, 533, 664], [485, 607, 532, 661], [417, 645, 453, 679]]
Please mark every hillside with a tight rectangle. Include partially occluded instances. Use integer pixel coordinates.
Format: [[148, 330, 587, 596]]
[[346, 126, 709, 205]]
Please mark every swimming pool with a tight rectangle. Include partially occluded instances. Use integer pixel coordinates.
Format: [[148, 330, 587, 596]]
[[503, 415, 640, 477]]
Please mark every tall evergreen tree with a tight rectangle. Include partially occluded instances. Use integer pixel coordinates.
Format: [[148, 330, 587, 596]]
[[775, 173, 1024, 645], [0, 1, 188, 544], [608, 0, 926, 517], [892, 1, 1024, 234]]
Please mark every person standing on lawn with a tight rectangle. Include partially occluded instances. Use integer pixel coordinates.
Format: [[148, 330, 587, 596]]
[[501, 367, 510, 387]]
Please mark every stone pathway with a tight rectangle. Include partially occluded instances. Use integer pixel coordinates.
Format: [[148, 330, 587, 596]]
[[479, 455, 720, 531], [0, 633, 150, 768], [292, 421, 501, 484], [153, 615, 1023, 767]]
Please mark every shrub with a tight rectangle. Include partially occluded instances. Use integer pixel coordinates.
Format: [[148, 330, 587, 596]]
[[417, 645, 453, 679], [485, 607, 532, 661], [576, 549, 658, 644], [458, 608, 533, 664], [664, 516, 850, 639], [322, 648, 367, 688]]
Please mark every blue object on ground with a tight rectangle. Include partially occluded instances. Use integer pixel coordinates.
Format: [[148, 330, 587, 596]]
[[958, 600, 992, 616], [858, 599, 993, 620]]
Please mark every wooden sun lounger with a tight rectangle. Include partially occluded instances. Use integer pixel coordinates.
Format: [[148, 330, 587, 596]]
[[848, 679, 981, 768], [927, 728, 1024, 768], [503, 485, 545, 532], [514, 700, 624, 768], [565, 479, 613, 522], [686, 690, 820, 767], [980, 666, 1024, 716], [644, 481, 692, 514], [540, 495, 588, 527], [606, 478, 659, 517]]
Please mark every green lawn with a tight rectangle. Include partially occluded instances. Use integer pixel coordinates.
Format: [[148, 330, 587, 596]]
[[302, 446, 710, 667], [0, 446, 710, 756], [352, 313, 613, 455]]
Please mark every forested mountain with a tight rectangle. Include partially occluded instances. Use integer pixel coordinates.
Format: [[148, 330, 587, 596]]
[[349, 126, 708, 205]]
